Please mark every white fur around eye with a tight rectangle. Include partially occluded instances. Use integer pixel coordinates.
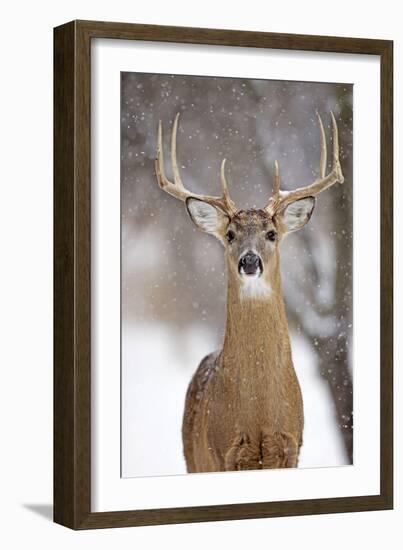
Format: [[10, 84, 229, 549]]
[[186, 199, 228, 235], [281, 197, 315, 232]]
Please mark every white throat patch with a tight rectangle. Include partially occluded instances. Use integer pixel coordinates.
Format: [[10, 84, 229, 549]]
[[240, 274, 271, 301]]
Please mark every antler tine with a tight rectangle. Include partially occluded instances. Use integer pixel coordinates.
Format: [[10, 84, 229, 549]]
[[331, 111, 344, 183], [156, 119, 166, 186], [262, 160, 281, 214], [155, 114, 238, 216], [273, 160, 280, 201], [171, 113, 184, 188], [317, 111, 327, 179], [155, 117, 187, 201], [220, 158, 228, 196], [220, 159, 237, 215], [267, 112, 345, 213]]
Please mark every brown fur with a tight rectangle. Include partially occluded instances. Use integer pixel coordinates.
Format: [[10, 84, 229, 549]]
[[182, 209, 304, 473]]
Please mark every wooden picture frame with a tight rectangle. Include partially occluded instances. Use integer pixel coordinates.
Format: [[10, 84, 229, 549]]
[[54, 20, 393, 529]]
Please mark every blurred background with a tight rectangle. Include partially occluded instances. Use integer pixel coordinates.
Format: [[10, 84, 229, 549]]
[[120, 73, 353, 478]]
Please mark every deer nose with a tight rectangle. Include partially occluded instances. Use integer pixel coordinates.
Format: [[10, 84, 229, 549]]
[[239, 252, 262, 276]]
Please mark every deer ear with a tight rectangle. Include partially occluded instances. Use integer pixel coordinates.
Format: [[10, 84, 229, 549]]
[[186, 198, 230, 236], [277, 197, 316, 233]]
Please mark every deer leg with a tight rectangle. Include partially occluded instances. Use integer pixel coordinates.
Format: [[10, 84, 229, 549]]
[[261, 431, 299, 469], [224, 433, 262, 471]]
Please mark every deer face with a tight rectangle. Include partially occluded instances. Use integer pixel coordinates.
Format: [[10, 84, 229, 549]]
[[155, 112, 343, 298], [186, 198, 315, 299]]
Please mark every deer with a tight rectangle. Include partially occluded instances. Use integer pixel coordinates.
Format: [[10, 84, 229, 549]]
[[155, 112, 344, 472]]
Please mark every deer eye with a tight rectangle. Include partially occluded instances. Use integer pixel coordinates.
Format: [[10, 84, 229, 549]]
[[265, 230, 276, 242], [226, 230, 235, 243]]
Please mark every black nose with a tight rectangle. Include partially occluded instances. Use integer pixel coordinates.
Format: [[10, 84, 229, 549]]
[[238, 252, 262, 275]]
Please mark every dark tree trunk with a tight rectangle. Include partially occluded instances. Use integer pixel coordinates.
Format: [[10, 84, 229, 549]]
[[314, 335, 353, 462]]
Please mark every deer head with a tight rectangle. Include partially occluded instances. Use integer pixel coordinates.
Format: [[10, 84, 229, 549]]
[[155, 113, 344, 299]]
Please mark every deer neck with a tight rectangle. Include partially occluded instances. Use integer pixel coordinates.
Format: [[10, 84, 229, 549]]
[[221, 256, 292, 373]]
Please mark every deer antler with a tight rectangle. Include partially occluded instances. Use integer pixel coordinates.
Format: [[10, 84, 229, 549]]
[[155, 113, 237, 216], [264, 112, 344, 215]]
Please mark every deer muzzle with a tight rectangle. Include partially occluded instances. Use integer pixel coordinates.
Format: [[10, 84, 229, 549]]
[[238, 252, 263, 277]]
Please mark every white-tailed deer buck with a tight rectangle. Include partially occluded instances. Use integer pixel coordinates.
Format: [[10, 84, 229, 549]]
[[155, 112, 344, 472]]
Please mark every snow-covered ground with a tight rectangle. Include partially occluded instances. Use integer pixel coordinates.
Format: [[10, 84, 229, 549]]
[[121, 322, 347, 478]]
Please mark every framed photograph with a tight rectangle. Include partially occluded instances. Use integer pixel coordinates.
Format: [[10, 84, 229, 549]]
[[54, 20, 393, 529]]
